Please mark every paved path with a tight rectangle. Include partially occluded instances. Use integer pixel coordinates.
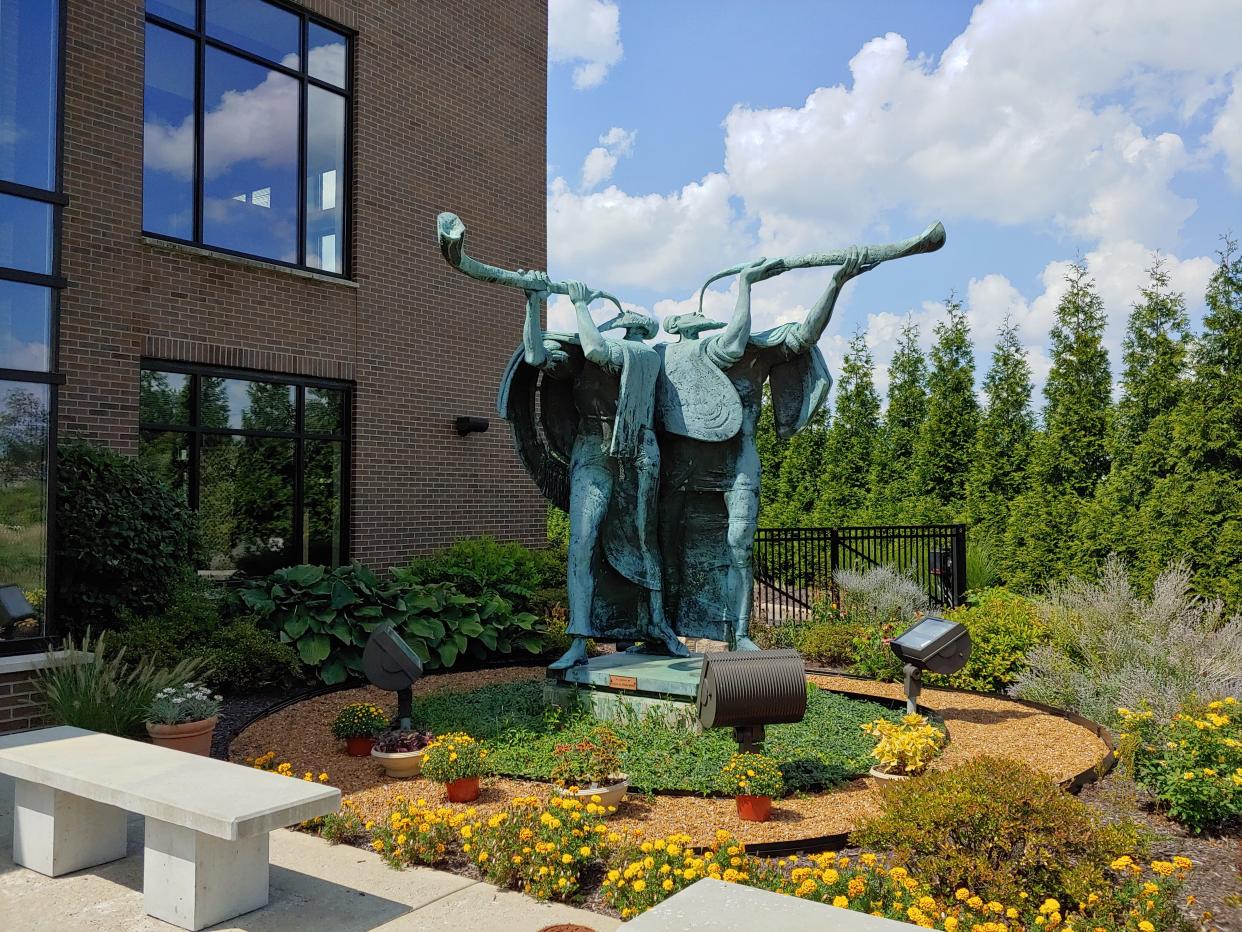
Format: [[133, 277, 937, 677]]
[[0, 773, 619, 931]]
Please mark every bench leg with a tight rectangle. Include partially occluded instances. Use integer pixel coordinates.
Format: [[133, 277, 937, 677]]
[[12, 778, 128, 877], [143, 818, 270, 931]]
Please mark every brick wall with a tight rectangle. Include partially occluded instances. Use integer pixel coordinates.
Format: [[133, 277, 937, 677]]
[[58, 0, 549, 566], [0, 669, 52, 735]]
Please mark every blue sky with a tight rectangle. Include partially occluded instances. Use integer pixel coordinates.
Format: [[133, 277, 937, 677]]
[[544, 0, 1242, 400]]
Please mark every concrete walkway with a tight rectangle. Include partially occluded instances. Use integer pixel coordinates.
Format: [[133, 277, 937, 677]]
[[0, 773, 620, 931]]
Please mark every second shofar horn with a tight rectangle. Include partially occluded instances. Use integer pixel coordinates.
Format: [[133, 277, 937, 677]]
[[437, 211, 624, 314]]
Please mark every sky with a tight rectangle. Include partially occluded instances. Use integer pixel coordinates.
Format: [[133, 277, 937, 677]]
[[544, 0, 1242, 402]]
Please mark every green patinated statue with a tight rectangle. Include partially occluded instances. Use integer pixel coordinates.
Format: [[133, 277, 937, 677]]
[[435, 211, 944, 665]]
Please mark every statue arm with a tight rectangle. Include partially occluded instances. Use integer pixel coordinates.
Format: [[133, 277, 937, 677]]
[[568, 280, 617, 370], [523, 288, 549, 368], [709, 258, 782, 367], [795, 246, 867, 350]]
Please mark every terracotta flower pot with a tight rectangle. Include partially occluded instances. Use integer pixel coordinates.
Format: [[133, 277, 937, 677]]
[[445, 776, 480, 803], [345, 736, 377, 757], [371, 747, 425, 779], [735, 794, 772, 822], [146, 715, 218, 757]]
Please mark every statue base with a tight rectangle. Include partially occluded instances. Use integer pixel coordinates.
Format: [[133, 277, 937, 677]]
[[544, 652, 704, 730]]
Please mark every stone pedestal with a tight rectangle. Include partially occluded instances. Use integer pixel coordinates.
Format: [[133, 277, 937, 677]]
[[546, 652, 705, 729], [12, 778, 128, 876]]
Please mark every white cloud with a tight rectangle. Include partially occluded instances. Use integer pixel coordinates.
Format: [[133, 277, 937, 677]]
[[580, 126, 636, 191], [1207, 73, 1242, 188], [549, 0, 623, 90]]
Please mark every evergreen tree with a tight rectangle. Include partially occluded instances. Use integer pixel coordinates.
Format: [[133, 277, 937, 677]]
[[755, 386, 785, 514], [766, 406, 828, 527], [913, 297, 977, 516], [868, 320, 927, 522], [813, 332, 881, 526], [965, 318, 1033, 542], [1005, 261, 1111, 588]]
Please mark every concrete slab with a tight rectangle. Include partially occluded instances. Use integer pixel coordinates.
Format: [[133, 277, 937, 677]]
[[556, 652, 705, 699]]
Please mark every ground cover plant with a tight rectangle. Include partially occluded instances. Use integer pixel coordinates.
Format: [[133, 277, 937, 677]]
[[405, 680, 907, 794]]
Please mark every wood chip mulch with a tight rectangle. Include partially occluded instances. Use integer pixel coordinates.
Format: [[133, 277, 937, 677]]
[[231, 667, 1110, 849]]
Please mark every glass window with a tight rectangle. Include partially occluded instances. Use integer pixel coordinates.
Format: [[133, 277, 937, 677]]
[[143, 2, 350, 274], [206, 0, 300, 67], [139, 366, 349, 574], [148, 0, 196, 28], [0, 194, 53, 275], [0, 0, 59, 190], [0, 281, 52, 372], [143, 24, 197, 240], [0, 382, 49, 639]]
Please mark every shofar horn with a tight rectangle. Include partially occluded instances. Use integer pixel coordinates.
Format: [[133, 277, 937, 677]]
[[437, 212, 624, 315], [696, 220, 947, 313]]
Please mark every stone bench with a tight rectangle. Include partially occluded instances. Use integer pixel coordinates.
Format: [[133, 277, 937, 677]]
[[0, 726, 341, 930]]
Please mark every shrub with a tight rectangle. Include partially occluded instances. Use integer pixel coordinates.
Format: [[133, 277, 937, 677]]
[[837, 565, 929, 682], [422, 732, 489, 782], [861, 713, 945, 776], [55, 441, 200, 633], [34, 630, 205, 737], [1011, 557, 1242, 725], [795, 620, 865, 666], [398, 536, 555, 610], [331, 702, 389, 739], [550, 724, 626, 787], [849, 757, 1148, 905], [925, 588, 1044, 693], [240, 563, 550, 685], [719, 752, 785, 797], [1118, 697, 1242, 833]]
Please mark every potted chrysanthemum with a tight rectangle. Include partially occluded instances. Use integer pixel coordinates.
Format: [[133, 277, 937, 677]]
[[719, 751, 784, 822], [862, 713, 945, 779], [421, 732, 488, 802], [370, 729, 434, 778], [145, 682, 222, 756], [550, 724, 628, 809], [331, 702, 390, 757]]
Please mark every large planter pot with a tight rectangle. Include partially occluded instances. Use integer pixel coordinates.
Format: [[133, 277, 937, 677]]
[[345, 736, 377, 758], [555, 776, 628, 810], [869, 766, 914, 781], [371, 747, 425, 779], [735, 794, 772, 822], [445, 776, 481, 803], [146, 716, 218, 757]]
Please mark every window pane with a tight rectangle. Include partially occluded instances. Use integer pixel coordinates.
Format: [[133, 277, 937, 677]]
[[200, 435, 295, 575], [303, 439, 342, 565], [308, 23, 347, 89], [146, 0, 196, 28], [0, 281, 51, 372], [200, 375, 294, 431], [143, 24, 197, 240], [0, 381, 49, 638], [0, 0, 59, 189], [138, 429, 190, 501], [205, 0, 299, 68], [0, 194, 52, 274], [306, 87, 345, 273], [139, 369, 192, 425], [305, 386, 344, 434], [202, 48, 298, 263]]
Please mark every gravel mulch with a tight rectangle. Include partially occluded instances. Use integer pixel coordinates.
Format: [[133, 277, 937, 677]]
[[230, 666, 1110, 848]]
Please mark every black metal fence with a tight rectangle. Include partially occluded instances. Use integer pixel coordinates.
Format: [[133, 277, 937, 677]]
[[753, 524, 967, 622]]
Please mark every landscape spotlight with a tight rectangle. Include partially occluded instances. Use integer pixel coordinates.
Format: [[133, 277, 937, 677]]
[[363, 622, 424, 729], [888, 615, 971, 713], [696, 648, 807, 752], [0, 585, 36, 633]]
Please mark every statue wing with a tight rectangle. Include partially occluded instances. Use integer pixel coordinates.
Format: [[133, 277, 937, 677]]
[[496, 337, 583, 511], [754, 325, 832, 439]]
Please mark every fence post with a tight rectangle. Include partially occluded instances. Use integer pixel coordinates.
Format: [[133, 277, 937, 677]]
[[951, 524, 967, 607], [829, 527, 840, 606]]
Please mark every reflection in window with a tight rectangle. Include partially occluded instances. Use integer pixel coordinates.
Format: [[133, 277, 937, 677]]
[[142, 1, 350, 273], [138, 366, 349, 574], [0, 194, 53, 275], [0, 0, 59, 189], [0, 382, 49, 637], [0, 281, 52, 372]]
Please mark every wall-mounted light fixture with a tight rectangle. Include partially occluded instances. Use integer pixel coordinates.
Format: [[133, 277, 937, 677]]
[[454, 416, 489, 436]]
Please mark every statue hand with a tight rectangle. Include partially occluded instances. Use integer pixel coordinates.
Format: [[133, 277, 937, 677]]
[[740, 257, 783, 285], [519, 268, 551, 300], [833, 247, 870, 286], [566, 280, 592, 305]]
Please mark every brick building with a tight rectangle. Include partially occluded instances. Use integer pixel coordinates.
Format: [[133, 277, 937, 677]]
[[0, 0, 549, 685]]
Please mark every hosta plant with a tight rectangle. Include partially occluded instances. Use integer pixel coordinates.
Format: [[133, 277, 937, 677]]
[[861, 713, 945, 776]]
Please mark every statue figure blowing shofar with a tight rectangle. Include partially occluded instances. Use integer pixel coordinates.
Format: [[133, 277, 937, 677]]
[[437, 212, 687, 669], [655, 220, 946, 650]]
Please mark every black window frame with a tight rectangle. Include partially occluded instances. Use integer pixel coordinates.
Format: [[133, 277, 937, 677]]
[[142, 0, 354, 278], [138, 361, 352, 572], [0, 0, 68, 656]]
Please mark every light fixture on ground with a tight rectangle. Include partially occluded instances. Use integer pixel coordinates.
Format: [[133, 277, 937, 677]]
[[888, 615, 971, 713], [696, 649, 807, 752], [0, 585, 36, 636], [363, 622, 424, 729]]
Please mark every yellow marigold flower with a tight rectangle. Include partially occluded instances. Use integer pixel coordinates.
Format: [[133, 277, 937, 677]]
[[663, 878, 674, 891], [833, 896, 849, 908], [1138, 923, 1154, 932], [956, 888, 971, 901], [969, 896, 985, 910], [1109, 856, 1133, 871], [1172, 856, 1192, 870], [1150, 860, 1175, 876], [945, 918, 959, 932], [861, 853, 877, 866], [371, 840, 383, 851], [633, 879, 646, 892], [920, 897, 938, 912], [848, 877, 866, 897]]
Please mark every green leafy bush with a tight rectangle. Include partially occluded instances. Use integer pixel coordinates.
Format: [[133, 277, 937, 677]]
[[240, 563, 549, 684], [114, 577, 302, 692], [924, 588, 1044, 692], [794, 620, 865, 667], [34, 630, 205, 737], [1118, 698, 1242, 833], [55, 441, 200, 633], [399, 536, 553, 609], [849, 757, 1148, 905]]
